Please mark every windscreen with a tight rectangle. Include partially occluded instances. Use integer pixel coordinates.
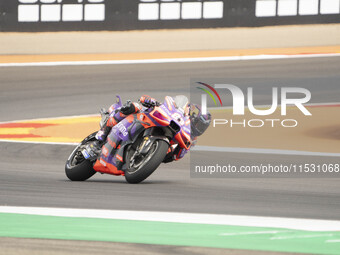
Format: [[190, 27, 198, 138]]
[[173, 95, 189, 114]]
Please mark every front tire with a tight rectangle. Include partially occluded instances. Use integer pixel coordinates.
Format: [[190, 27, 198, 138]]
[[125, 140, 169, 184]]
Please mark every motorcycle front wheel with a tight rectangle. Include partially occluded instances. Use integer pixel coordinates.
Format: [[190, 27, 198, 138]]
[[125, 139, 169, 184]]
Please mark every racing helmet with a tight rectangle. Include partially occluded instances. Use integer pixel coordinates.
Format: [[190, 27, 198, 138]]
[[190, 105, 211, 137]]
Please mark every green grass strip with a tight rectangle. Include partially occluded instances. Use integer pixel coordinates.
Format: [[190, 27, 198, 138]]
[[0, 213, 340, 254]]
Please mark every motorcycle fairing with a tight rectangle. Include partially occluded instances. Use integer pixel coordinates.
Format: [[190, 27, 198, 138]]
[[93, 96, 191, 175], [94, 111, 158, 175]]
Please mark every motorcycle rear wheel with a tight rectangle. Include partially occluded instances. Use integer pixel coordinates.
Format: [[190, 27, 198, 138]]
[[65, 133, 97, 181]]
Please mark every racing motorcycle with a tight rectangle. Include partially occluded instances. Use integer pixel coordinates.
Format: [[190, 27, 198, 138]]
[[65, 95, 192, 184]]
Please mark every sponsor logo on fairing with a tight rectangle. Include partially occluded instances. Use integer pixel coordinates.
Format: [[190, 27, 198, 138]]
[[116, 122, 128, 137]]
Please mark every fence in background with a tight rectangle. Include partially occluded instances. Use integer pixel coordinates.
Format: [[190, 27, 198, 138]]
[[0, 0, 339, 32]]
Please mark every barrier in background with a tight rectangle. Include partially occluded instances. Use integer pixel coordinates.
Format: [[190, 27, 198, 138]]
[[0, 0, 339, 32]]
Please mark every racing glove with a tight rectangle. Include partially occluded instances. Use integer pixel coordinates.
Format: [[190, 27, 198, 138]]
[[139, 95, 158, 107], [120, 101, 141, 115]]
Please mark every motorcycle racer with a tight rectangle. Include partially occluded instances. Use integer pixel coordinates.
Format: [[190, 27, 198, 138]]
[[93, 95, 211, 174], [95, 95, 157, 143]]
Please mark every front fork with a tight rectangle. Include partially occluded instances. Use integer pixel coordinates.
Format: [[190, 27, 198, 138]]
[[137, 136, 154, 155]]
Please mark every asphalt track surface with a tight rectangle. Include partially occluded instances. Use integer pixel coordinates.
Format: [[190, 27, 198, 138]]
[[1, 56, 340, 254]]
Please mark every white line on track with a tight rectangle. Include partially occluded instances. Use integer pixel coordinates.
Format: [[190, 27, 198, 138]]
[[0, 53, 339, 67], [220, 231, 290, 236], [271, 234, 334, 240], [1, 206, 340, 231], [326, 240, 340, 243]]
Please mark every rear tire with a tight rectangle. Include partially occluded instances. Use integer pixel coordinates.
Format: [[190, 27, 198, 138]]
[[65, 158, 96, 181], [125, 140, 169, 184], [65, 132, 97, 181]]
